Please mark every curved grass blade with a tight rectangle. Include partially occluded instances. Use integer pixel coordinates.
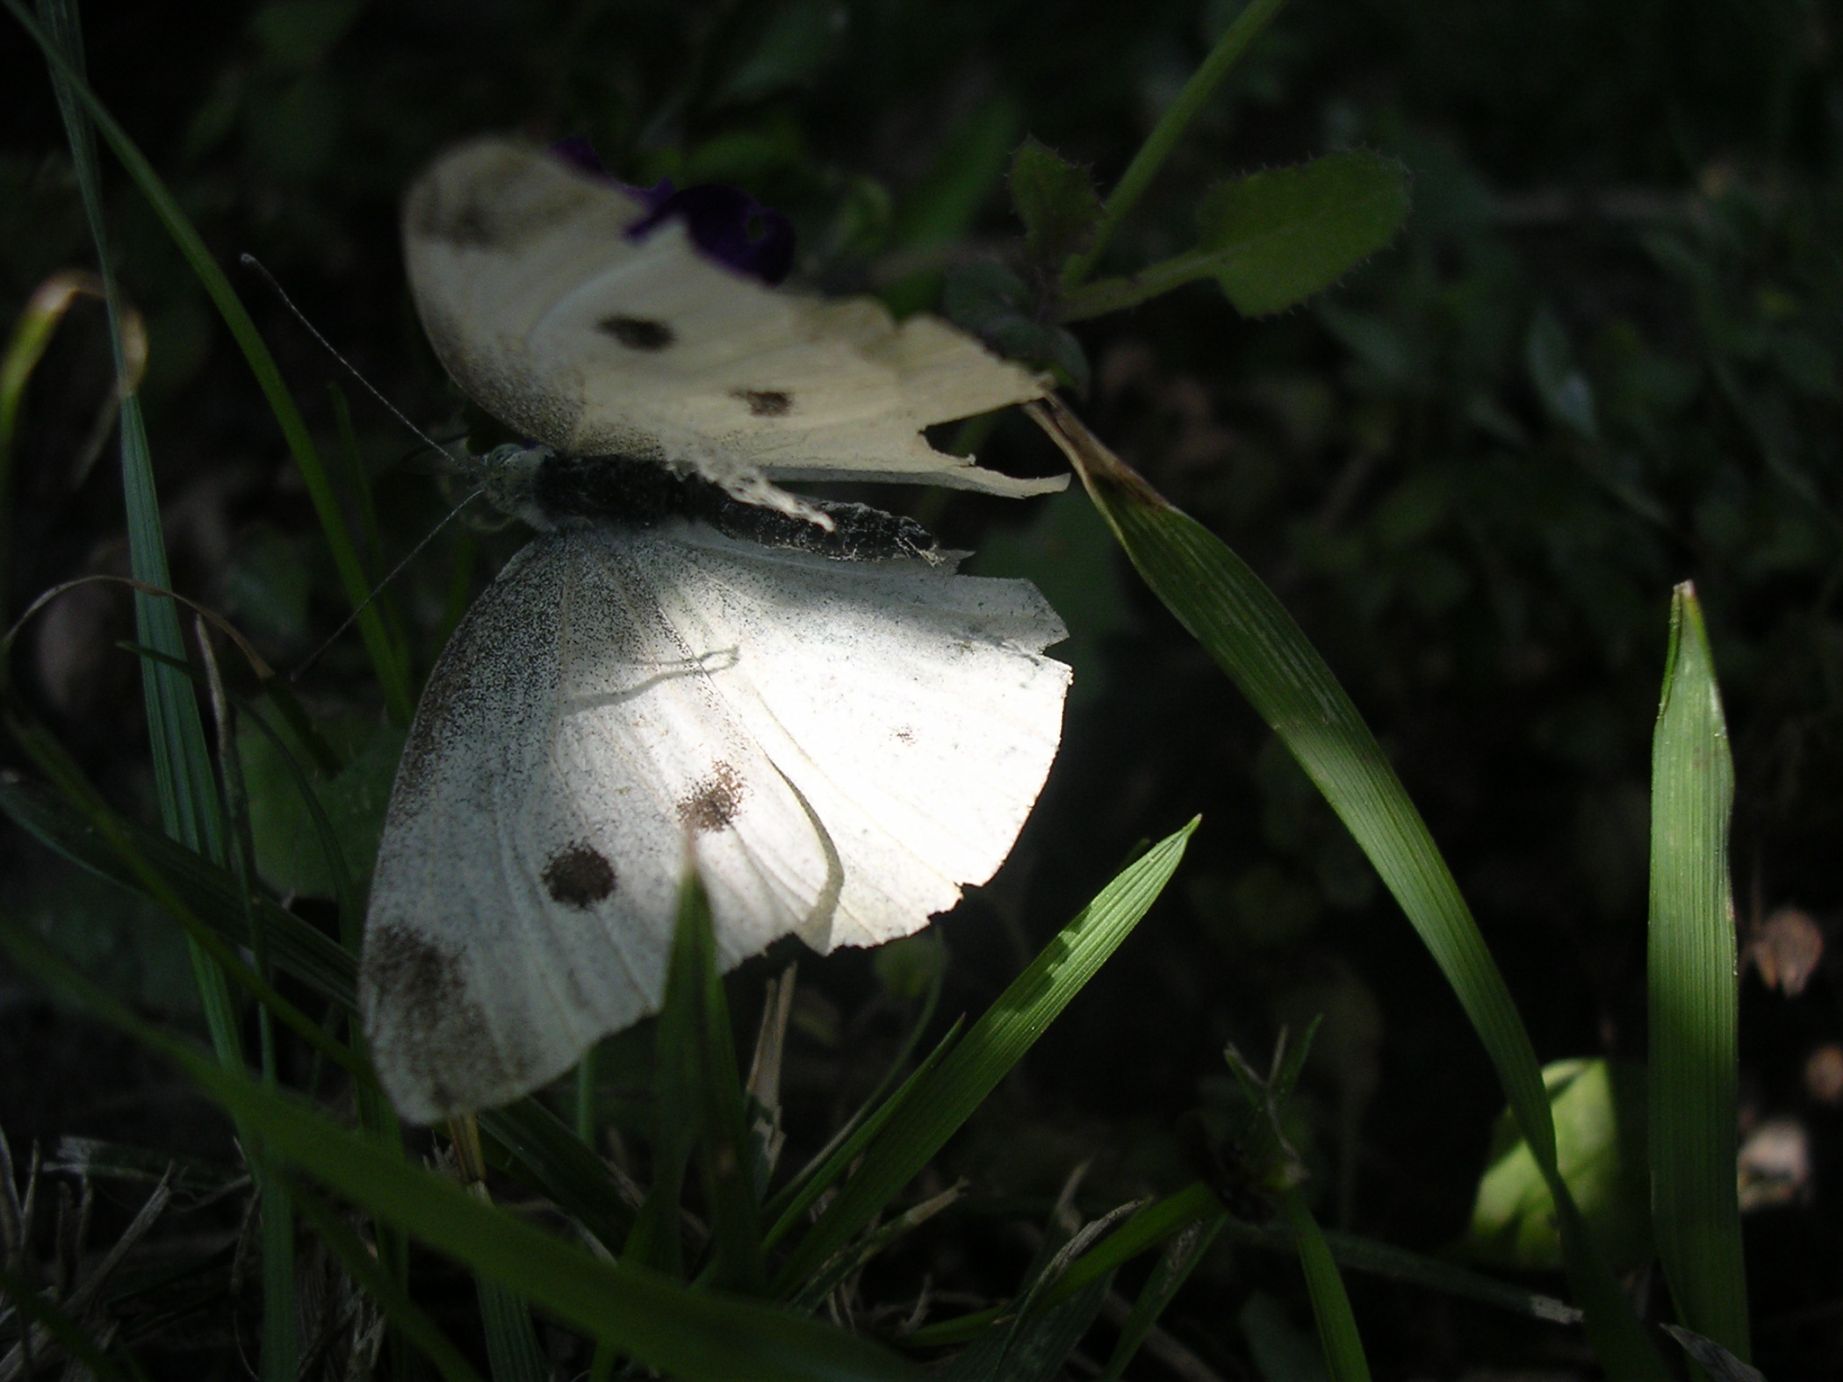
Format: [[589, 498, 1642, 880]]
[[1283, 1193, 1369, 1381], [35, 0, 240, 1078], [1099, 1211, 1224, 1380], [761, 1017, 964, 1249], [773, 818, 1196, 1295], [912, 1176, 1585, 1352], [763, 933, 947, 1233], [0, 272, 116, 622], [908, 1180, 1223, 1349], [1027, 397, 1665, 1377], [0, 924, 926, 1382], [477, 1261, 548, 1382], [627, 865, 767, 1285], [680, 869, 767, 1290], [477, 1101, 636, 1252], [1222, 1030, 1368, 1379], [1648, 583, 1748, 1358], [940, 1274, 1112, 1382], [6, 0, 411, 719]]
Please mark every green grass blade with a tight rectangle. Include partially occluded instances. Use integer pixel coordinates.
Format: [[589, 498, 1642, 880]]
[[941, 1274, 1112, 1382], [627, 873, 707, 1276], [36, 0, 242, 1072], [789, 1182, 967, 1314], [478, 1102, 636, 1253], [761, 1017, 964, 1248], [32, 42, 339, 1354], [773, 819, 1196, 1295], [917, 1177, 1586, 1354], [204, 626, 309, 1366], [476, 1268, 547, 1382], [256, 1173, 299, 1382], [0, 923, 926, 1382], [909, 1181, 1223, 1349], [763, 934, 946, 1232], [1098, 1212, 1224, 1380], [1219, 1031, 1367, 1379], [1283, 1193, 1370, 1382], [1648, 583, 1748, 1358], [1028, 398, 1666, 1377], [7, 0, 411, 719], [681, 870, 768, 1290], [1105, 1216, 1223, 1378]]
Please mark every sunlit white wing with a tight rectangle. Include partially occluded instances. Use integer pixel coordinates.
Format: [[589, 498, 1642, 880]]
[[360, 523, 1069, 1123], [402, 138, 1063, 500]]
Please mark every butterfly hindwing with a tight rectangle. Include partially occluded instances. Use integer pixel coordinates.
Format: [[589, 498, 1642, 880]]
[[639, 529, 1072, 951], [361, 524, 1068, 1122]]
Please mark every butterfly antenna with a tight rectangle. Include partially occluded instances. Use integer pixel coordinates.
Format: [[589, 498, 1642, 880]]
[[240, 252, 454, 461], [291, 483, 489, 681], [240, 253, 496, 680]]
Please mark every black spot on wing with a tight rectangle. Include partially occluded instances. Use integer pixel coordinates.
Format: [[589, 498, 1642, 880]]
[[732, 388, 792, 417], [543, 842, 617, 908], [677, 762, 746, 833], [599, 316, 675, 350]]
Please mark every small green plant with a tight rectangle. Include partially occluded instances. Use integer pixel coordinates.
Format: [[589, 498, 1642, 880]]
[[0, 0, 1783, 1377]]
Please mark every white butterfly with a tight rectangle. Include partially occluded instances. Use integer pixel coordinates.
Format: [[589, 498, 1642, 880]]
[[360, 139, 1072, 1124]]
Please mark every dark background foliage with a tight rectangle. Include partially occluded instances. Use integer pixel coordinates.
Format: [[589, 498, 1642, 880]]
[[5, 0, 1839, 1374]]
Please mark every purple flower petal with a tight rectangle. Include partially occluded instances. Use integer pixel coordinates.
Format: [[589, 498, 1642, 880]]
[[625, 185, 795, 286], [547, 137, 795, 286], [548, 134, 606, 178]]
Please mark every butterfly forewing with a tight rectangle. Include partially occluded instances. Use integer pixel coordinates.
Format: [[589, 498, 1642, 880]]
[[402, 139, 1063, 499]]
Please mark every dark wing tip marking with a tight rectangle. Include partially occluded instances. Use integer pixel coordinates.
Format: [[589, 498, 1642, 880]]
[[368, 922, 467, 1009], [677, 761, 746, 833], [414, 196, 496, 247], [407, 155, 561, 252], [599, 315, 675, 350], [732, 388, 793, 417], [366, 922, 536, 1119], [543, 842, 618, 908]]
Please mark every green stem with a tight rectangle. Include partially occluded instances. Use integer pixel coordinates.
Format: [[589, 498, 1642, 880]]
[[575, 1041, 600, 1143], [1062, 0, 1291, 288], [1059, 250, 1224, 321]]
